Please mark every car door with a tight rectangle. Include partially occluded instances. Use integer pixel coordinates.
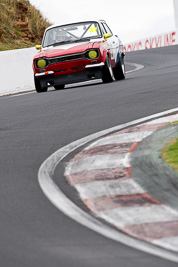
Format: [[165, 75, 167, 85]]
[[101, 22, 118, 66]]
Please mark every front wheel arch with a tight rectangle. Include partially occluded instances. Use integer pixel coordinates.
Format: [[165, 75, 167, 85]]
[[34, 76, 48, 93], [101, 55, 114, 83], [113, 54, 125, 80]]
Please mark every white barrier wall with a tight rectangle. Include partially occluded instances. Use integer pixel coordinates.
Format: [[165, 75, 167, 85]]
[[0, 47, 37, 96], [174, 0, 178, 28], [123, 29, 178, 52]]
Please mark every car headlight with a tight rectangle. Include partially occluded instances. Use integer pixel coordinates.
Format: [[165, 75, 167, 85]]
[[86, 50, 99, 59], [36, 59, 47, 68]]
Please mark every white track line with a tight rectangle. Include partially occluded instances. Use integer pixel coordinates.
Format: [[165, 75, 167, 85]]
[[9, 91, 35, 97], [126, 62, 144, 73], [38, 107, 178, 263], [146, 114, 178, 124], [153, 236, 178, 252], [0, 90, 35, 98]]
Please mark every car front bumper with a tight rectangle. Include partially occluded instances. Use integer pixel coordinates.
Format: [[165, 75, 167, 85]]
[[35, 62, 104, 88]]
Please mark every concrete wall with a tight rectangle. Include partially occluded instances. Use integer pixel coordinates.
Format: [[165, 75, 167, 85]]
[[173, 0, 178, 28], [0, 47, 37, 96], [123, 30, 178, 52]]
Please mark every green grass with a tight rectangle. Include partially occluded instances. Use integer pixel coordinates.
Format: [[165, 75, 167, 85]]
[[0, 0, 51, 51], [162, 138, 178, 172], [0, 39, 36, 50], [169, 121, 178, 125]]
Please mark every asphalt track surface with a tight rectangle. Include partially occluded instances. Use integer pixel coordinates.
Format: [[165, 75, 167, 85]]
[[0, 45, 178, 267]]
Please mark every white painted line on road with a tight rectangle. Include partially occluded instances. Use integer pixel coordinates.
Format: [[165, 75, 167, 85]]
[[146, 113, 178, 124], [126, 62, 144, 73], [38, 107, 178, 263], [153, 236, 178, 252], [9, 91, 35, 97]]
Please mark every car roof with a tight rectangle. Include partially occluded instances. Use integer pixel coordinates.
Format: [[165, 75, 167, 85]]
[[45, 20, 106, 32]]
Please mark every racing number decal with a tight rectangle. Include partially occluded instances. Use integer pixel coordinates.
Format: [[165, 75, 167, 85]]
[[89, 27, 97, 33]]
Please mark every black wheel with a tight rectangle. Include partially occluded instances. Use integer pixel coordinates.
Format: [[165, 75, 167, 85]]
[[113, 55, 125, 80], [102, 55, 114, 83], [54, 84, 65, 90], [34, 76, 47, 93]]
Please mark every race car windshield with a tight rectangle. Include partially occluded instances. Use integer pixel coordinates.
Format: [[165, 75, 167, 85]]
[[43, 22, 102, 48]]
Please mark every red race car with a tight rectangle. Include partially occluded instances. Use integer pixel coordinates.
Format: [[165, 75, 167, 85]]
[[33, 20, 125, 92]]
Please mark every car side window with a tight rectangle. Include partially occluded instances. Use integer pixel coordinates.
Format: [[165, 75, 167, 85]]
[[103, 23, 113, 36], [100, 23, 107, 35]]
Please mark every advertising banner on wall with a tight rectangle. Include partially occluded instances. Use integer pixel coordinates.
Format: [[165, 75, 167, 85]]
[[123, 30, 178, 52]]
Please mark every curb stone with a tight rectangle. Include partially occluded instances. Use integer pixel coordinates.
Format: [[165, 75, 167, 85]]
[[65, 113, 178, 252]]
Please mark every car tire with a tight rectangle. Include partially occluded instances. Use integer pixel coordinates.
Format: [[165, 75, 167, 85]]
[[113, 55, 125, 80], [102, 55, 114, 83], [54, 85, 65, 90], [34, 77, 47, 93]]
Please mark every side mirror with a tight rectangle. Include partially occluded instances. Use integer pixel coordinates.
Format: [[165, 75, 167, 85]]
[[35, 45, 42, 51], [104, 33, 111, 40]]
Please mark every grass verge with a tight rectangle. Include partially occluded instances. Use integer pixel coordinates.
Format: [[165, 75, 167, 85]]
[[0, 0, 51, 51], [162, 136, 178, 172]]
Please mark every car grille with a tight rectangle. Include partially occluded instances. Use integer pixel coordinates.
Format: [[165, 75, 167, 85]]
[[48, 53, 86, 65]]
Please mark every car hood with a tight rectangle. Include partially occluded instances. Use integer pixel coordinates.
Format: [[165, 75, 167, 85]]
[[36, 42, 97, 59]]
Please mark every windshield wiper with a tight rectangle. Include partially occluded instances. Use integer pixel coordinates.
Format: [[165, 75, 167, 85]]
[[45, 38, 91, 47], [72, 38, 91, 43], [52, 40, 74, 47]]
